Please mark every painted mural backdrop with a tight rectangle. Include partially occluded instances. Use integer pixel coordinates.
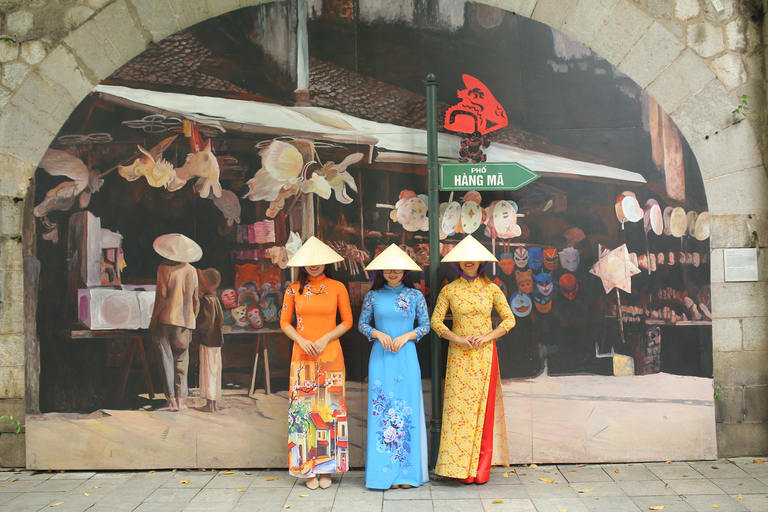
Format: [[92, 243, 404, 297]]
[[25, 0, 714, 469]]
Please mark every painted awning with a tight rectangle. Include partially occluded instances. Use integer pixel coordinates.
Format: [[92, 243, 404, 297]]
[[93, 84, 647, 184]]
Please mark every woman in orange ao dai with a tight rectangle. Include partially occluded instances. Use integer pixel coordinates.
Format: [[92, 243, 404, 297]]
[[431, 235, 515, 484], [280, 236, 353, 490]]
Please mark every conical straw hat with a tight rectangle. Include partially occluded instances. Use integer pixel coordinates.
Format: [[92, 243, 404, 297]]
[[442, 235, 498, 263], [153, 233, 202, 263], [285, 236, 343, 267], [365, 244, 421, 271]]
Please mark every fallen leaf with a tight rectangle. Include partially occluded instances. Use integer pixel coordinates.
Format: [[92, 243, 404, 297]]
[[615, 469, 620, 473], [713, 505, 719, 508], [221, 471, 234, 475], [284, 506, 290, 509], [246, 472, 252, 475], [559, 509, 567, 512], [683, 474, 690, 477], [149, 471, 156, 474], [237, 489, 245, 492], [300, 494, 309, 498], [575, 464, 585, 467], [83, 493, 89, 496], [491, 500, 503, 503], [59, 470, 65, 474], [568, 485, 576, 487], [753, 459, 766, 464], [9, 478, 17, 483], [568, 470, 577, 472], [509, 470, 516, 475], [737, 494, 743, 499], [93, 486, 100, 489], [172, 469, 177, 473], [180, 479, 190, 484], [539, 478, 554, 483], [578, 488, 593, 493], [711, 466, 719, 469], [266, 478, 278, 481], [665, 461, 671, 464], [530, 464, 538, 469], [503, 472, 508, 478], [665, 483, 670, 488], [50, 503, 64, 507], [649, 507, 664, 510]]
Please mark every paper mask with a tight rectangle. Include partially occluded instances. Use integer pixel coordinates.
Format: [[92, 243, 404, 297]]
[[232, 305, 248, 326], [441, 201, 461, 236], [515, 269, 533, 294], [534, 270, 554, 296], [247, 305, 263, 328], [460, 201, 483, 234], [528, 247, 543, 270], [543, 248, 559, 270], [444, 74, 508, 135], [498, 253, 515, 274], [220, 288, 238, 309], [514, 247, 528, 268], [393, 196, 429, 232], [559, 273, 579, 300], [533, 292, 552, 313], [510, 292, 532, 317], [559, 247, 580, 272]]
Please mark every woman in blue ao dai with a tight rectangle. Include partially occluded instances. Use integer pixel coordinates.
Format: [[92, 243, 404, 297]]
[[358, 244, 430, 490]]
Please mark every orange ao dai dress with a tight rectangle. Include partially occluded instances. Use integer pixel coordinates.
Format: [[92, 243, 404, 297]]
[[280, 274, 353, 477]]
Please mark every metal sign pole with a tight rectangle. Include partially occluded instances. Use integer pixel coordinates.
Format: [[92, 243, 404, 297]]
[[425, 73, 441, 469]]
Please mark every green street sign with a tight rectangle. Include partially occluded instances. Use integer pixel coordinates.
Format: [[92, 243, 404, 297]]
[[439, 162, 540, 191]]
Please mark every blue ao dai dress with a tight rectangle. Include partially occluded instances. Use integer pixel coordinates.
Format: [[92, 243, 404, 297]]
[[358, 284, 430, 489]]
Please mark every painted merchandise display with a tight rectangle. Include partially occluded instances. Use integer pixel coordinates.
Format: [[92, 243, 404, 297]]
[[358, 244, 430, 490]]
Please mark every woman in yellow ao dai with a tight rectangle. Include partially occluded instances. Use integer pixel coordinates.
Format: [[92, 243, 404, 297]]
[[430, 235, 515, 484]]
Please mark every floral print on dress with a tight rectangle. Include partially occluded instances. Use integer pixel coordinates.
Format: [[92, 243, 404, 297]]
[[358, 287, 430, 342], [371, 377, 413, 474]]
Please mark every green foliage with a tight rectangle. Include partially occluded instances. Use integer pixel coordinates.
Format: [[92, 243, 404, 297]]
[[0, 414, 24, 434], [732, 95, 753, 117], [714, 388, 723, 401]]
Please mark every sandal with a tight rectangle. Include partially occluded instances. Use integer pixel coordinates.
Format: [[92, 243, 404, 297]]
[[390, 485, 400, 489], [399, 484, 413, 489], [318, 474, 332, 489], [306, 476, 319, 490]]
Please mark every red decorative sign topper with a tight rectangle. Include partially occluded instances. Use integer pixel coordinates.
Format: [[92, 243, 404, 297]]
[[444, 75, 508, 135]]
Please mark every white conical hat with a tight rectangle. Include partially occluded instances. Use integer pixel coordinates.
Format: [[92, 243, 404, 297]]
[[442, 235, 498, 263], [285, 236, 343, 267], [153, 234, 202, 263], [365, 244, 421, 271]]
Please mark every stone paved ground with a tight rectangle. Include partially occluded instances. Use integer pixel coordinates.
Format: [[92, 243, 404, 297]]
[[1, 458, 768, 512]]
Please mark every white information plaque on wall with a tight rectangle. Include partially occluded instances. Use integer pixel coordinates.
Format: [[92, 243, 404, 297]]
[[723, 248, 759, 282]]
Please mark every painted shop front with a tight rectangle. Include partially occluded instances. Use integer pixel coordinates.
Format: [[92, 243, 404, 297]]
[[25, 0, 714, 469]]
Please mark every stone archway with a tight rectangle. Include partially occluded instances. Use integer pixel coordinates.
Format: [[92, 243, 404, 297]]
[[1, 0, 766, 467]]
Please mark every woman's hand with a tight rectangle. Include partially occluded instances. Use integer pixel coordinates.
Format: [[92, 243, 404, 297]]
[[313, 334, 330, 356], [453, 335, 475, 348], [373, 330, 393, 351], [295, 336, 316, 356], [390, 334, 410, 353], [467, 333, 493, 348]]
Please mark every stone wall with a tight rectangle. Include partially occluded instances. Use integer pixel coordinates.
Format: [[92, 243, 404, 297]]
[[0, 0, 766, 468]]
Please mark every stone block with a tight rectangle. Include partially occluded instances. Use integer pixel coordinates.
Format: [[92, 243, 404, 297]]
[[131, 0, 180, 42], [207, 0, 244, 18], [0, 105, 55, 165], [0, 333, 24, 366], [20, 40, 46, 66], [710, 248, 724, 283], [726, 18, 748, 53], [6, 10, 34, 38], [37, 46, 96, 107], [0, 297, 23, 335], [169, 0, 210, 33], [646, 0, 672, 19], [713, 318, 742, 352], [1, 61, 30, 91], [65, 5, 95, 29], [11, 72, 74, 135], [714, 350, 768, 386], [712, 281, 768, 319], [688, 21, 725, 58], [744, 385, 768, 422], [0, 365, 24, 398], [742, 317, 768, 351], [0, 432, 25, 468], [497, 0, 537, 17], [0, 39, 19, 63], [0, 398, 24, 432], [93, 0, 149, 66], [691, 121, 763, 181], [714, 385, 743, 423], [713, 53, 747, 89], [709, 214, 752, 248], [531, 0, 577, 30], [3, 269, 23, 303], [0, 238, 23, 271], [562, 0, 618, 44], [704, 166, 768, 216], [703, 0, 734, 22], [618, 22, 684, 88], [648, 51, 715, 114], [675, 0, 700, 20], [64, 18, 126, 81], [590, 2, 652, 66], [716, 422, 768, 458], [0, 198, 22, 237], [0, 89, 10, 110], [88, 0, 112, 9], [0, 152, 34, 198]]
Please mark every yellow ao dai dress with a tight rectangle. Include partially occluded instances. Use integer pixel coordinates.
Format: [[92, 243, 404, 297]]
[[430, 277, 515, 479]]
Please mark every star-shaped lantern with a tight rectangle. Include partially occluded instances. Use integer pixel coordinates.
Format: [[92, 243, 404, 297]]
[[589, 244, 640, 294]]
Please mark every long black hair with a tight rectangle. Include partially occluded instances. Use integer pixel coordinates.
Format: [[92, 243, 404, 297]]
[[370, 270, 416, 291], [298, 265, 333, 295]]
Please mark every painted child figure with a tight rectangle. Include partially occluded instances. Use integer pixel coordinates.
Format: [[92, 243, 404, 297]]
[[194, 268, 225, 412]]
